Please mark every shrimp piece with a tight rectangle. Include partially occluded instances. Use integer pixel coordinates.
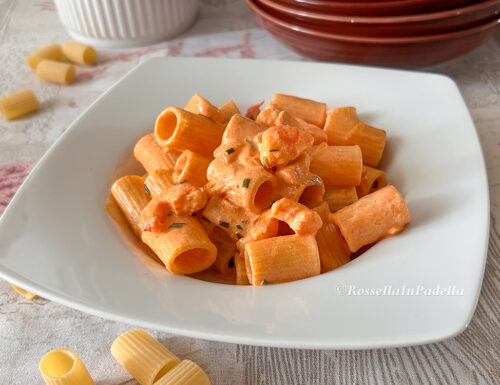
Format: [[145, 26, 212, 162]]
[[246, 101, 264, 120], [271, 198, 322, 235], [140, 182, 207, 232], [296, 118, 327, 145], [258, 124, 314, 168], [236, 209, 278, 252]]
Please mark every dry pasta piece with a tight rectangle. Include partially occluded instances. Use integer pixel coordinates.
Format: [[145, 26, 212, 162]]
[[62, 41, 97, 66], [155, 360, 210, 385], [111, 329, 180, 385], [219, 99, 240, 124], [145, 170, 172, 196], [36, 60, 75, 85], [174, 150, 211, 186], [155, 107, 225, 156], [245, 234, 320, 285], [356, 165, 387, 198], [27, 43, 62, 70], [270, 198, 323, 235], [185, 93, 224, 124], [313, 202, 351, 273], [258, 125, 314, 168], [271, 93, 326, 127], [324, 186, 358, 212], [202, 196, 257, 240], [111, 175, 151, 237], [206, 156, 277, 214], [9, 283, 37, 299], [39, 348, 94, 385], [310, 144, 362, 187], [234, 253, 249, 285], [134, 133, 179, 175], [331, 185, 410, 252], [324, 107, 386, 167], [142, 216, 216, 274], [0, 89, 39, 120]]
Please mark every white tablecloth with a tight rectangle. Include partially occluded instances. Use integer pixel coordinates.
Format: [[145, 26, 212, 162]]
[[1, 1, 499, 383]]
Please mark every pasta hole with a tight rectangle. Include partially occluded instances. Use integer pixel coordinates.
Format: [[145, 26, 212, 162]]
[[253, 181, 274, 211], [156, 110, 178, 142], [299, 185, 324, 208], [40, 349, 75, 377], [154, 361, 178, 383], [278, 221, 295, 236], [173, 248, 213, 274], [228, 256, 235, 268]]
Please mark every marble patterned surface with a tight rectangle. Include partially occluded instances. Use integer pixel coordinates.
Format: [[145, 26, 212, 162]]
[[0, 0, 499, 383]]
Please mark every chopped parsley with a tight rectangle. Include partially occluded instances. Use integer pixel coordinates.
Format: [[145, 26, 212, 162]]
[[236, 224, 243, 230], [225, 147, 235, 155], [144, 184, 151, 195], [169, 222, 185, 229], [174, 180, 187, 185], [269, 149, 279, 152], [219, 220, 230, 228], [242, 178, 251, 188]]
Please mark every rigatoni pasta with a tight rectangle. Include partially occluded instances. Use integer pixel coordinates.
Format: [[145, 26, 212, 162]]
[[0, 89, 39, 121], [39, 348, 94, 385], [154, 360, 210, 385], [27, 43, 63, 70], [36, 60, 75, 85], [62, 41, 97, 66], [109, 93, 410, 285]]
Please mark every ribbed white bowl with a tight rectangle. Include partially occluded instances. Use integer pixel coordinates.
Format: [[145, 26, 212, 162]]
[[54, 0, 199, 48]]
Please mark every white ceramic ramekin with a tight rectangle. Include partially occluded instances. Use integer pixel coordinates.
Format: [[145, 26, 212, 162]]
[[54, 0, 199, 49]]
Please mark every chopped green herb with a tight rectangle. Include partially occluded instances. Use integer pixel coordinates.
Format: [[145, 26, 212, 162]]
[[235, 232, 243, 239], [225, 147, 235, 155], [245, 139, 257, 151], [260, 280, 272, 286], [167, 210, 173, 216], [174, 180, 187, 185], [261, 157, 270, 168], [219, 220, 230, 228], [144, 184, 151, 195], [242, 178, 251, 188], [269, 149, 279, 152], [202, 216, 211, 222], [236, 224, 243, 230], [169, 222, 185, 229]]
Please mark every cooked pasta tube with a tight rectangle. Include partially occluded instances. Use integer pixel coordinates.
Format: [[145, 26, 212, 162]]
[[62, 41, 97, 66], [271, 198, 322, 235], [324, 107, 386, 167], [155, 360, 210, 385], [313, 202, 351, 273], [234, 253, 250, 285], [202, 196, 258, 240], [174, 150, 211, 186], [215, 114, 264, 157], [111, 175, 151, 237], [271, 93, 326, 127], [39, 348, 94, 385], [207, 157, 277, 214], [356, 165, 387, 198], [296, 117, 328, 144], [145, 170, 172, 196], [310, 144, 362, 187], [275, 110, 303, 129], [142, 216, 216, 274], [10, 283, 37, 299], [331, 185, 410, 252], [324, 186, 358, 212], [27, 43, 62, 70], [184, 93, 224, 123], [0, 89, 39, 120], [245, 234, 320, 285], [155, 107, 225, 156], [209, 226, 237, 274], [36, 60, 75, 85], [219, 99, 240, 124], [111, 329, 180, 385], [297, 176, 325, 208], [134, 134, 180, 175]]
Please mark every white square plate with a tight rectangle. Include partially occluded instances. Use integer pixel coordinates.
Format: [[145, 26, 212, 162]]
[[0, 58, 489, 349]]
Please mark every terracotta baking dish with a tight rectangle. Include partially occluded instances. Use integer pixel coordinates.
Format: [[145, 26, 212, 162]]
[[246, 0, 500, 67], [273, 0, 478, 16], [257, 0, 500, 37]]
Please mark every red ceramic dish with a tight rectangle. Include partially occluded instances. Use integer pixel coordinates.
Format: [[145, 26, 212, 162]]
[[246, 0, 500, 68], [257, 0, 500, 37], [274, 0, 478, 16]]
